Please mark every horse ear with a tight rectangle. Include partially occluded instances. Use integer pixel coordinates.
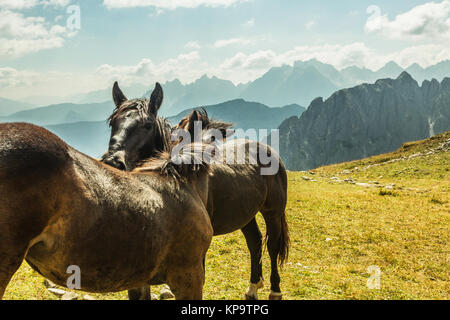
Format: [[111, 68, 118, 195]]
[[149, 82, 164, 115], [188, 110, 200, 136], [112, 82, 127, 108]]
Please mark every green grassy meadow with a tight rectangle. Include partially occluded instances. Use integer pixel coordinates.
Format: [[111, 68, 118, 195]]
[[4, 132, 449, 300]]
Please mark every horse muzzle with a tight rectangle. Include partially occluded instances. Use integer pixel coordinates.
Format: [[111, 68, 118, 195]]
[[103, 152, 128, 171]]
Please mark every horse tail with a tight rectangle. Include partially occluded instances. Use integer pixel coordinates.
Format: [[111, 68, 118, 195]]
[[277, 161, 290, 266], [278, 207, 290, 266]]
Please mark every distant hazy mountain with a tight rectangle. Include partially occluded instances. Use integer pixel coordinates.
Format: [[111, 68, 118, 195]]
[[342, 60, 450, 86], [141, 60, 450, 114], [169, 99, 305, 133], [46, 121, 111, 158], [2, 101, 114, 126], [71, 83, 149, 104], [240, 64, 339, 107], [5, 60, 448, 117], [42, 99, 303, 158], [277, 72, 450, 171], [0, 97, 34, 117], [145, 75, 242, 116]]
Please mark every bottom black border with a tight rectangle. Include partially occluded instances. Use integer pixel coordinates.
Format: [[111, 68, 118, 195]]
[[0, 300, 445, 319]]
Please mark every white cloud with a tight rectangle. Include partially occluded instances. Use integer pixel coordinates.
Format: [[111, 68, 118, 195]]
[[95, 51, 207, 86], [0, 0, 38, 9], [382, 44, 450, 69], [278, 43, 375, 69], [2, 43, 450, 100], [305, 20, 316, 30], [103, 0, 249, 10], [243, 18, 255, 27], [0, 67, 37, 87], [0, 51, 206, 100], [221, 50, 276, 69], [218, 43, 374, 77], [214, 42, 450, 83], [214, 37, 253, 48], [365, 1, 450, 40], [41, 0, 71, 7], [185, 41, 202, 49], [0, 0, 70, 9], [0, 67, 85, 102], [213, 35, 270, 48], [0, 9, 74, 58]]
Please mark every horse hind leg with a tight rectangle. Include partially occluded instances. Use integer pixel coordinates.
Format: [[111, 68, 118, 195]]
[[0, 240, 29, 299], [241, 218, 264, 300], [261, 208, 290, 301]]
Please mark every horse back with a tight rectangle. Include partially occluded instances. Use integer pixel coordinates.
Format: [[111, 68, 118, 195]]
[[0, 122, 70, 178]]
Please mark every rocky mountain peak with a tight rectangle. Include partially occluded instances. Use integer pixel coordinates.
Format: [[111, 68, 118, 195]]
[[278, 74, 450, 171]]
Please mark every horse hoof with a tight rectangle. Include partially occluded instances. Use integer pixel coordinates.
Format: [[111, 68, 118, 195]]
[[245, 279, 263, 300], [269, 291, 282, 300], [245, 293, 258, 300]]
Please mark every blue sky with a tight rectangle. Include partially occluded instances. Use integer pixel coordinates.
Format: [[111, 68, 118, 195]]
[[0, 0, 449, 101]]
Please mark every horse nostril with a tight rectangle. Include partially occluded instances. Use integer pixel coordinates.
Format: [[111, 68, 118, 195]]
[[104, 157, 127, 171], [117, 161, 126, 171]]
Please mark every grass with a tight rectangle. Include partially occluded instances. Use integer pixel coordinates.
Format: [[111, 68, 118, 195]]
[[4, 133, 450, 300]]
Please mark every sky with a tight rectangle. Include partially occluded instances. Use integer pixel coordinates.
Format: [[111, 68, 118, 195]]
[[0, 0, 449, 101]]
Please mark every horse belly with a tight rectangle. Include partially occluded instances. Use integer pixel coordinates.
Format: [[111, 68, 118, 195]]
[[209, 166, 267, 235], [25, 217, 162, 293]]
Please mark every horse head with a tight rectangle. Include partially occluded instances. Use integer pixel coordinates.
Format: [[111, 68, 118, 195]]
[[101, 82, 171, 171]]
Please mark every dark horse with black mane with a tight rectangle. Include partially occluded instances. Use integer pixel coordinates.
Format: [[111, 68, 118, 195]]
[[0, 120, 213, 299], [102, 83, 290, 300]]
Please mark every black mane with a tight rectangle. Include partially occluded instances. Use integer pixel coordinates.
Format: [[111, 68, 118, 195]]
[[108, 99, 150, 126]]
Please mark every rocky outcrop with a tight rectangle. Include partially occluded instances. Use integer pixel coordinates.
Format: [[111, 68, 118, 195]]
[[278, 72, 450, 171]]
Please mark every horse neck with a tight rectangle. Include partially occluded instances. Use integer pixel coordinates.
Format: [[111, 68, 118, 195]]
[[135, 117, 172, 169]]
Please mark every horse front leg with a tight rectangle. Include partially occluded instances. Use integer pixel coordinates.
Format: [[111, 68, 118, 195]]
[[166, 263, 205, 300], [0, 242, 28, 299], [241, 218, 264, 300]]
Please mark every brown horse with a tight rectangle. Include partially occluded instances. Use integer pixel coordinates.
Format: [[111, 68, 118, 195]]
[[0, 122, 213, 300], [102, 83, 289, 300]]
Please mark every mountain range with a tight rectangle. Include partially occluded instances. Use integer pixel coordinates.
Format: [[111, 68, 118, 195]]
[[277, 72, 450, 171], [1, 61, 448, 170], [2, 59, 449, 119], [38, 100, 304, 158], [143, 59, 450, 116], [169, 99, 305, 133], [0, 97, 35, 117], [143, 76, 247, 117], [0, 101, 113, 126]]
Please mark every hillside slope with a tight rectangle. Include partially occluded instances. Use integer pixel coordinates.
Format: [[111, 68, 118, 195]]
[[315, 130, 450, 179]]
